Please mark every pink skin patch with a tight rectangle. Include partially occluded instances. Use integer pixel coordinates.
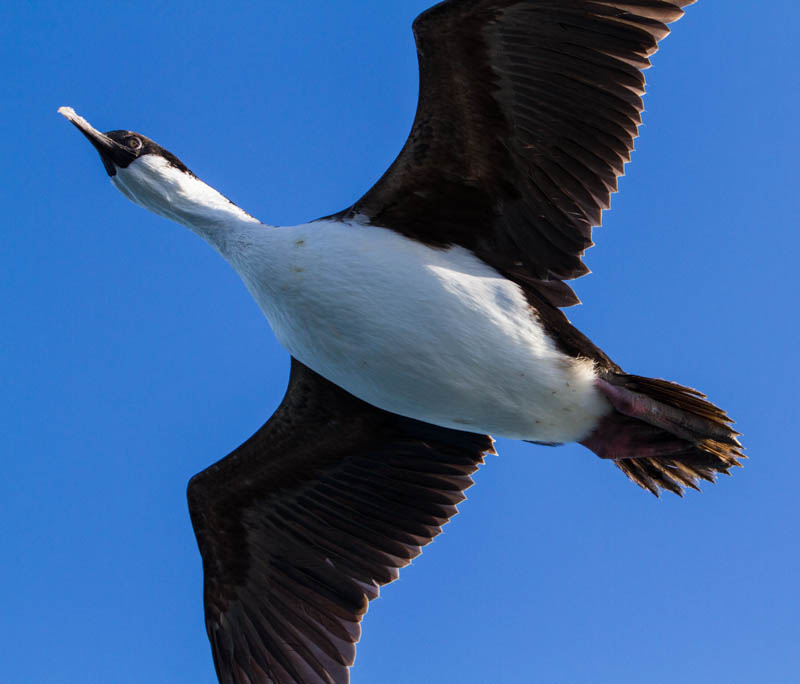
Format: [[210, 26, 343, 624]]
[[580, 379, 697, 461]]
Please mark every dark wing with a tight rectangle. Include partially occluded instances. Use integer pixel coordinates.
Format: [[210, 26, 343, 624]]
[[335, 0, 695, 307], [187, 359, 493, 684]]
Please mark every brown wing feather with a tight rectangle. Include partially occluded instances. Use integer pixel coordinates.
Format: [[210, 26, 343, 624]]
[[334, 0, 695, 307], [187, 359, 493, 684]]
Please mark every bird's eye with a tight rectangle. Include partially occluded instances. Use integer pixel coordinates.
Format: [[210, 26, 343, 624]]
[[126, 137, 143, 150]]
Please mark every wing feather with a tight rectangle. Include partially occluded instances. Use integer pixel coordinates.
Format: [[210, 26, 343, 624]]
[[333, 0, 695, 307], [188, 359, 493, 683]]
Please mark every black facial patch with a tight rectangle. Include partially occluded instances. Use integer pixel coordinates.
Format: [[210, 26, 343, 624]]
[[105, 130, 197, 178]]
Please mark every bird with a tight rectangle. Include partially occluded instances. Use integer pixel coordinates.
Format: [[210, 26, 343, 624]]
[[58, 1, 742, 683]]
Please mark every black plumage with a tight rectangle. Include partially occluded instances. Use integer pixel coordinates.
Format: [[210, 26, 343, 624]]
[[336, 0, 695, 309], [181, 2, 744, 681], [188, 360, 493, 684]]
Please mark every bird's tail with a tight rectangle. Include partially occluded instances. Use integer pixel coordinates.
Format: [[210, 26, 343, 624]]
[[580, 373, 744, 496]]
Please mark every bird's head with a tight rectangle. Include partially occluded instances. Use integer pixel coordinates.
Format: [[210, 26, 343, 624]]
[[57, 106, 218, 226]]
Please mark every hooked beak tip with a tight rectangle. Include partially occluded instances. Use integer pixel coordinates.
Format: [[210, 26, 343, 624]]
[[58, 106, 96, 134]]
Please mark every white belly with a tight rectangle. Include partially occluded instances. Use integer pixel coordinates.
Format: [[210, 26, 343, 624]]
[[232, 220, 610, 443]]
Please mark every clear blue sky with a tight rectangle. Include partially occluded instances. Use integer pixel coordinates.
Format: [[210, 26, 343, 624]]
[[3, 2, 798, 683]]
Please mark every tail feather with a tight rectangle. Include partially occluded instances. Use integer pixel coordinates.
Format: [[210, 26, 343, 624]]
[[616, 375, 741, 444], [582, 373, 744, 497]]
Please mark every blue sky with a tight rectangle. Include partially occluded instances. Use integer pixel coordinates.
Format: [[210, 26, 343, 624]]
[[2, 1, 799, 683]]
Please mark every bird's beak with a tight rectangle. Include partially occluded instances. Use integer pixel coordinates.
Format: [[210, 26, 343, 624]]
[[58, 106, 134, 177]]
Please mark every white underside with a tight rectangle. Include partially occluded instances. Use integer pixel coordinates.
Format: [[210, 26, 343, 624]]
[[111, 159, 610, 442], [231, 219, 610, 443]]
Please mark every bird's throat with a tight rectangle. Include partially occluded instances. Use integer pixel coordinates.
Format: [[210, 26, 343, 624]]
[[112, 155, 264, 256]]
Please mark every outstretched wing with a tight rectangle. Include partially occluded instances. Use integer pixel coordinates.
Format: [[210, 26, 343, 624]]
[[187, 359, 494, 684], [336, 0, 695, 307]]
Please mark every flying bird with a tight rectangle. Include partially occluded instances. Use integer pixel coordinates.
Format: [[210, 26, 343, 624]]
[[59, 1, 742, 682]]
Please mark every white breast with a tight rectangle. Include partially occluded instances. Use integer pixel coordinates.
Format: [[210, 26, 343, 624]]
[[229, 219, 610, 443]]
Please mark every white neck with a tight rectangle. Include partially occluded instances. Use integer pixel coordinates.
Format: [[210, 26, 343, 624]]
[[111, 155, 266, 258]]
